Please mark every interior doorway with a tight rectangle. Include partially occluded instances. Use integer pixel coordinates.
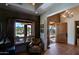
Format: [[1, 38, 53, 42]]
[[47, 22, 67, 48], [49, 22, 56, 44], [75, 21, 79, 46], [47, 14, 67, 48]]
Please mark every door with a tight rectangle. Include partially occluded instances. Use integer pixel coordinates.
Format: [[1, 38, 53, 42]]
[[56, 22, 67, 43], [75, 21, 79, 46]]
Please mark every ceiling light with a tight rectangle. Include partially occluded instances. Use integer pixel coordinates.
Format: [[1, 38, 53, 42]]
[[62, 10, 74, 18], [5, 3, 8, 6], [35, 11, 38, 14], [49, 22, 54, 24]]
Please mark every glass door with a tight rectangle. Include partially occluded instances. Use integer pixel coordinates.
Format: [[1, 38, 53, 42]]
[[15, 22, 25, 44], [15, 22, 32, 44]]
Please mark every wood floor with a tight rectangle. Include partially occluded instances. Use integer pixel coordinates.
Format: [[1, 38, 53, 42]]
[[15, 43, 79, 55], [44, 43, 79, 55]]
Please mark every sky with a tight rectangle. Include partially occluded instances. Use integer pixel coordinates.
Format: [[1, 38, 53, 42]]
[[16, 22, 31, 28], [16, 22, 24, 27]]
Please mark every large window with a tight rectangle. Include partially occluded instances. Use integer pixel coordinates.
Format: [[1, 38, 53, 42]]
[[15, 22, 25, 44], [15, 22, 32, 44]]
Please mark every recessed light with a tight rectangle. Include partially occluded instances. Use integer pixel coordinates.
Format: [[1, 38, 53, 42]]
[[35, 11, 38, 14], [5, 3, 8, 6]]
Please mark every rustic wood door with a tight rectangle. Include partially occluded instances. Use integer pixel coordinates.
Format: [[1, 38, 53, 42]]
[[56, 22, 67, 44]]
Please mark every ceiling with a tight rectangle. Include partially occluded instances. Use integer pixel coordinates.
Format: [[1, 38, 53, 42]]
[[0, 3, 78, 16], [0, 3, 54, 16]]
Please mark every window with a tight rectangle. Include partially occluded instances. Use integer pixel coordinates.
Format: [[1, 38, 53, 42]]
[[15, 22, 25, 44], [15, 22, 32, 44], [27, 25, 31, 37]]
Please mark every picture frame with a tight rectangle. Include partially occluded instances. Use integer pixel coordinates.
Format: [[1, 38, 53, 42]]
[[40, 24, 44, 33]]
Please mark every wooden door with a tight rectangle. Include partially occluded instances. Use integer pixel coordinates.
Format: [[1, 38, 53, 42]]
[[56, 22, 67, 43]]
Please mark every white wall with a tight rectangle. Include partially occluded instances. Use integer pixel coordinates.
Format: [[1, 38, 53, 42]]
[[40, 3, 79, 50], [40, 15, 47, 50], [67, 18, 75, 45]]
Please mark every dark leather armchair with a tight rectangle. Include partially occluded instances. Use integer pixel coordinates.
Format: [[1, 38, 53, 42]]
[[28, 37, 43, 54], [0, 33, 15, 55]]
